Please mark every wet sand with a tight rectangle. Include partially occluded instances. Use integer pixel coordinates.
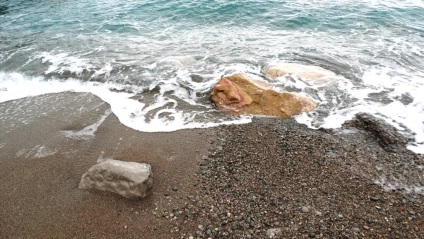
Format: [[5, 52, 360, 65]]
[[0, 92, 215, 238], [0, 92, 423, 238]]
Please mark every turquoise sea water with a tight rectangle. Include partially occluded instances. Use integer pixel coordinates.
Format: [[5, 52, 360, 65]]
[[1, 0, 424, 153]]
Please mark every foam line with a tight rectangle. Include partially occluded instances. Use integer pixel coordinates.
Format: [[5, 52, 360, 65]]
[[62, 109, 112, 140]]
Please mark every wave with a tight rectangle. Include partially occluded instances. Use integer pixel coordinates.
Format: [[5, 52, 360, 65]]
[[0, 71, 252, 132], [0, 0, 423, 154]]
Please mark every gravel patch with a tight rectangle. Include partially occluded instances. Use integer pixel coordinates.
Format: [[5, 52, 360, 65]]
[[179, 117, 423, 239]]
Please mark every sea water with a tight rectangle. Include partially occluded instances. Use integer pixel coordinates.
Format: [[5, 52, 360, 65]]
[[0, 0, 423, 153]]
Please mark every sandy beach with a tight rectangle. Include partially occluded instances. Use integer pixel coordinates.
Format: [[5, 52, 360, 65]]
[[0, 92, 423, 238], [0, 92, 215, 238]]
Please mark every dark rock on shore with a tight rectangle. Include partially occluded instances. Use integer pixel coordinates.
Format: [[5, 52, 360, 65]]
[[344, 112, 410, 153]]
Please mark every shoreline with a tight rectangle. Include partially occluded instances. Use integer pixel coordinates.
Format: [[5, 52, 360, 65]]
[[0, 92, 423, 238]]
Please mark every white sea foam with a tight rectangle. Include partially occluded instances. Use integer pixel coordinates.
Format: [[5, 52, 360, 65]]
[[374, 177, 424, 195], [16, 145, 58, 158], [0, 71, 251, 133], [1, 59, 424, 154], [33, 145, 58, 158], [62, 109, 112, 140], [39, 52, 94, 75], [295, 65, 424, 154]]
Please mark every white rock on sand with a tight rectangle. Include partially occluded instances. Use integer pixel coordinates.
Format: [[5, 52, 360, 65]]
[[264, 62, 336, 85], [79, 159, 153, 199]]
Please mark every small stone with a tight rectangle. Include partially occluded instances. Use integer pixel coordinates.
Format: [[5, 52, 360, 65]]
[[301, 206, 310, 213], [352, 227, 360, 233], [198, 225, 204, 230], [188, 236, 194, 239], [370, 197, 380, 202], [363, 226, 370, 230], [266, 228, 282, 238], [315, 211, 322, 216]]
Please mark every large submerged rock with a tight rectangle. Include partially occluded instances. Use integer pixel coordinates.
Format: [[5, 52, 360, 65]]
[[264, 63, 336, 85], [79, 159, 153, 199], [156, 56, 196, 68], [210, 74, 316, 118]]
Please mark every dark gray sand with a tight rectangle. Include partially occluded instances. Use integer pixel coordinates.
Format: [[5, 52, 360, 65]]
[[0, 92, 423, 238]]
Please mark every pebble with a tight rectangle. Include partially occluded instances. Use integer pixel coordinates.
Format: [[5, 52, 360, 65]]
[[301, 206, 310, 213], [198, 225, 204, 230], [266, 228, 282, 238], [352, 227, 360, 233], [363, 225, 370, 230]]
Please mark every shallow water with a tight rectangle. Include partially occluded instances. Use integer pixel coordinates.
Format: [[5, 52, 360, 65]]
[[0, 0, 423, 153]]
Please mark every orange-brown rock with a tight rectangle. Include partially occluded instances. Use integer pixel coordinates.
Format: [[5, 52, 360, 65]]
[[210, 74, 317, 119]]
